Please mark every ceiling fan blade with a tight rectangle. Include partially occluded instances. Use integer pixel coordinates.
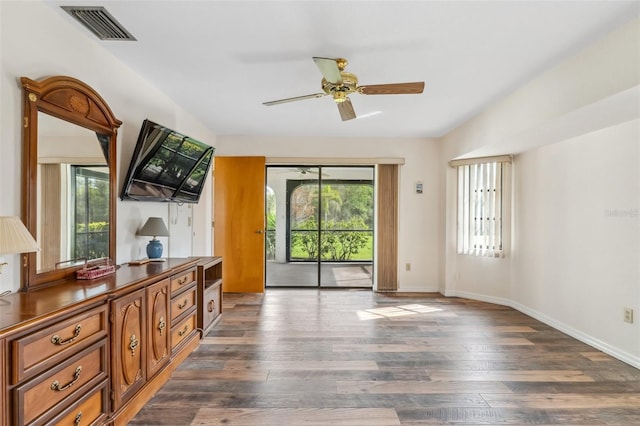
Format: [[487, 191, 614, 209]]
[[337, 98, 356, 121], [359, 82, 425, 95], [313, 57, 342, 84], [263, 93, 326, 106]]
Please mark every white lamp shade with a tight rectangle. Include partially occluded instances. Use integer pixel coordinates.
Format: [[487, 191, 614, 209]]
[[137, 217, 170, 238], [0, 216, 40, 255]]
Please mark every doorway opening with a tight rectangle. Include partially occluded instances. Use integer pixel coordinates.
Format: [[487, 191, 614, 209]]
[[266, 166, 374, 288]]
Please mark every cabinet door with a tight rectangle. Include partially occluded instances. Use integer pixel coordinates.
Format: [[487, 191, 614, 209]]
[[111, 288, 146, 411], [146, 278, 170, 378], [202, 283, 222, 333]]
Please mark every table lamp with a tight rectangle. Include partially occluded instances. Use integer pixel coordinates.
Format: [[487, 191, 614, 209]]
[[0, 216, 40, 274], [137, 217, 169, 259]]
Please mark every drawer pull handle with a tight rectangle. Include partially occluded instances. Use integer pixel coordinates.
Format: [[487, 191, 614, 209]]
[[208, 300, 215, 312], [178, 299, 188, 309], [129, 334, 139, 356], [51, 324, 81, 345], [178, 276, 189, 285], [51, 366, 82, 391], [74, 412, 82, 426], [158, 317, 166, 335], [178, 325, 189, 336]]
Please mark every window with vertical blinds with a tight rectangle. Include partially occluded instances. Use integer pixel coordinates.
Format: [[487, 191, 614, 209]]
[[452, 157, 510, 257]]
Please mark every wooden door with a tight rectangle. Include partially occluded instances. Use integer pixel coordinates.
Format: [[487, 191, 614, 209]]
[[214, 156, 265, 293], [146, 278, 170, 377], [111, 288, 146, 410]]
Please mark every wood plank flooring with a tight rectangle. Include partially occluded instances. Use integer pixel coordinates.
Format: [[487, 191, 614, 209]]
[[130, 290, 640, 425]]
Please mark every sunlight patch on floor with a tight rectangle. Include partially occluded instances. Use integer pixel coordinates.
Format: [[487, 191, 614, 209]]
[[356, 304, 443, 320]]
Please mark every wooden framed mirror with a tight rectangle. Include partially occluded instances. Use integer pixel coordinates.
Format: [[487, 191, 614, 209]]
[[21, 76, 122, 290]]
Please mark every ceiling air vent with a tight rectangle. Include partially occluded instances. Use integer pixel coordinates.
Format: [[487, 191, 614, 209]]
[[61, 6, 136, 41]]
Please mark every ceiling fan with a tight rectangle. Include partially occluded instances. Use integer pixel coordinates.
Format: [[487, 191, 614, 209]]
[[276, 167, 329, 177], [263, 57, 425, 121]]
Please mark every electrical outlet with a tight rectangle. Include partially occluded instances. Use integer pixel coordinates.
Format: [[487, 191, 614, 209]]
[[405, 263, 411, 272], [624, 307, 634, 324]]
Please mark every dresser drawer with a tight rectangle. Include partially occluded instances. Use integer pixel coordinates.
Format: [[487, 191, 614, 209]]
[[43, 380, 108, 426], [14, 340, 108, 425], [171, 312, 197, 350], [170, 286, 197, 321], [170, 268, 196, 295], [11, 305, 108, 384]]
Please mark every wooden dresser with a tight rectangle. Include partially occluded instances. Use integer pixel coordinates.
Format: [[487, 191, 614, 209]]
[[0, 256, 222, 426]]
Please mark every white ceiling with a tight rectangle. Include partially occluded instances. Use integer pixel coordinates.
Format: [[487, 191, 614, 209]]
[[45, 1, 639, 139]]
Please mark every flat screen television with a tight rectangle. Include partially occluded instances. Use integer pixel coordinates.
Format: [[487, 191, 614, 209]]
[[120, 119, 214, 203]]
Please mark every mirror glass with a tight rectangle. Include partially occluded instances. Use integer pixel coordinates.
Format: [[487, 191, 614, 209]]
[[36, 112, 111, 273]]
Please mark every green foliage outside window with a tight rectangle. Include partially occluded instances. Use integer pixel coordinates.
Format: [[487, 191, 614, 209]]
[[268, 175, 374, 262], [291, 218, 372, 261], [290, 183, 373, 261], [73, 167, 110, 260]]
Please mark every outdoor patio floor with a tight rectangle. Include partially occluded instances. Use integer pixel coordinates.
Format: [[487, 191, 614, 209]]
[[266, 261, 373, 288]]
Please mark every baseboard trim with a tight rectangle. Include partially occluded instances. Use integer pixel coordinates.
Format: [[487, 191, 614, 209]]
[[398, 285, 440, 293], [445, 289, 640, 369]]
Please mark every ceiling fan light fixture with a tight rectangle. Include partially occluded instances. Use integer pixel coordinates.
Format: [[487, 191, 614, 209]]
[[335, 58, 349, 70], [333, 91, 348, 103]]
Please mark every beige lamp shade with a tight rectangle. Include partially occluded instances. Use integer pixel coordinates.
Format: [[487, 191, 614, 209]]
[[0, 216, 40, 255], [137, 217, 170, 238]]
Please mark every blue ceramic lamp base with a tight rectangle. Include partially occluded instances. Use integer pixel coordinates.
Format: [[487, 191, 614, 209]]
[[146, 238, 164, 259]]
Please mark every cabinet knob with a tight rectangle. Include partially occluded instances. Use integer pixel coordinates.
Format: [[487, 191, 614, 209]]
[[74, 412, 83, 426], [158, 316, 166, 336], [129, 334, 139, 356]]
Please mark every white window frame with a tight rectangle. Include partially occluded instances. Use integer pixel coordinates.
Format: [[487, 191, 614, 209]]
[[451, 156, 511, 257]]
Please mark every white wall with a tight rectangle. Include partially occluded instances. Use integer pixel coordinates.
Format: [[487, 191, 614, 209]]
[[441, 17, 640, 366], [216, 136, 441, 291], [0, 1, 215, 293], [513, 120, 639, 362]]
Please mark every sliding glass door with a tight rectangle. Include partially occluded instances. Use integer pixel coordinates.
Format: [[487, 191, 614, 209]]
[[266, 166, 374, 288]]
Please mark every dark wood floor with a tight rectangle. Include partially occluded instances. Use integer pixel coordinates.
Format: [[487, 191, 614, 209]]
[[131, 290, 640, 425]]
